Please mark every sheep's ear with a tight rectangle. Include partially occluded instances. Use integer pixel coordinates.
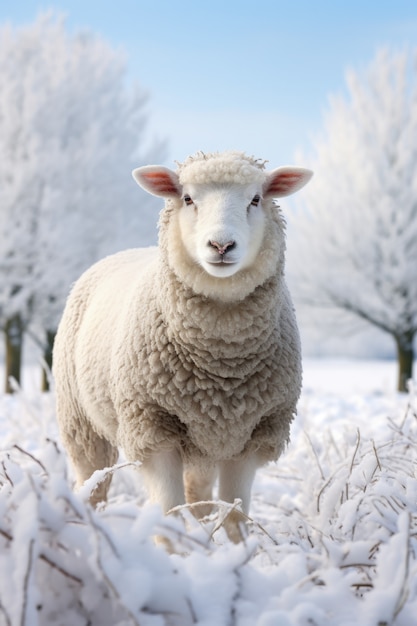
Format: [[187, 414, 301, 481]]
[[263, 167, 313, 198], [132, 165, 181, 198]]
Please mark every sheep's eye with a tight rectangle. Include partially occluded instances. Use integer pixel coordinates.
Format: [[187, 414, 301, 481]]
[[183, 194, 193, 206], [248, 195, 261, 212]]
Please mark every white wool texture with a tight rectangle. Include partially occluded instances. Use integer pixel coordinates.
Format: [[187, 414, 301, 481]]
[[177, 151, 267, 185], [53, 151, 302, 473]]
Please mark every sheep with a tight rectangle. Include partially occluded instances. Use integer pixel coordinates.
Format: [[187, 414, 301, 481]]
[[53, 150, 312, 541]]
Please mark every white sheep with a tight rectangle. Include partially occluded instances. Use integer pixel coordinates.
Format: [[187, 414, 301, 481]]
[[53, 150, 312, 541]]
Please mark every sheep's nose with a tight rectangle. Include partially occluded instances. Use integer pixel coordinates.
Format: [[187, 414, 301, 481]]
[[208, 240, 236, 255]]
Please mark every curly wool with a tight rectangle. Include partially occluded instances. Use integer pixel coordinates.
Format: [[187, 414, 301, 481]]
[[177, 151, 268, 185], [114, 254, 301, 465]]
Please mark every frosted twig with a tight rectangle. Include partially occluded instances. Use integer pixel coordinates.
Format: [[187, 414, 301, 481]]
[[393, 513, 411, 620], [1, 461, 14, 487], [156, 519, 210, 552], [339, 562, 375, 570], [39, 551, 83, 585], [352, 582, 373, 590], [327, 429, 342, 460], [208, 499, 243, 539], [88, 516, 140, 626], [205, 498, 264, 545], [0, 527, 13, 542], [85, 506, 120, 560], [349, 429, 361, 474], [169, 499, 217, 515], [13, 445, 47, 474], [14, 519, 88, 611], [57, 494, 86, 521], [372, 440, 382, 471], [170, 498, 280, 545], [247, 516, 280, 546], [45, 437, 62, 455], [380, 495, 402, 514], [399, 399, 412, 431], [21, 538, 35, 626], [316, 465, 346, 514], [390, 495, 406, 511], [185, 597, 198, 624], [84, 460, 141, 501], [296, 572, 325, 590], [304, 432, 325, 480], [368, 544, 380, 565]]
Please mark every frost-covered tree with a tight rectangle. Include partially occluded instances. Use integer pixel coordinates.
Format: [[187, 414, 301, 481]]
[[0, 14, 164, 392], [289, 49, 417, 391]]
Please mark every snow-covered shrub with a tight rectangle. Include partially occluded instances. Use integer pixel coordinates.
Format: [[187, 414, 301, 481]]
[[1, 376, 417, 624]]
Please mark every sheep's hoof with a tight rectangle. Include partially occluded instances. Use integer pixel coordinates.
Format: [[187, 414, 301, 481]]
[[222, 509, 248, 543]]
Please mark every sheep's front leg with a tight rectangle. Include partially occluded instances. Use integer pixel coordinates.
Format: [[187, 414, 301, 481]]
[[218, 454, 261, 543], [140, 448, 185, 512], [184, 464, 217, 518]]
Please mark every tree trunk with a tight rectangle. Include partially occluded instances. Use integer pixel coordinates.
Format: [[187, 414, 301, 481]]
[[41, 329, 56, 392], [395, 331, 415, 393], [4, 314, 24, 394]]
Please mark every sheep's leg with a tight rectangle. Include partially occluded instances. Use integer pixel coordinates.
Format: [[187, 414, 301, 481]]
[[140, 448, 185, 512], [184, 464, 217, 518], [61, 421, 118, 507], [140, 448, 186, 552], [219, 454, 259, 512], [218, 454, 260, 543]]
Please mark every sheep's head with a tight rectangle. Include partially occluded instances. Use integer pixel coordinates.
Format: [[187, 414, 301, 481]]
[[133, 151, 312, 300]]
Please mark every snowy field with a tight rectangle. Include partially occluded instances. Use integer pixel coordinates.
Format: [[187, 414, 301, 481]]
[[1, 358, 417, 625]]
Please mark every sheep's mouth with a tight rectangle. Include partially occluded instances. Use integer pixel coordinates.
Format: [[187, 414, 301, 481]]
[[207, 259, 237, 266]]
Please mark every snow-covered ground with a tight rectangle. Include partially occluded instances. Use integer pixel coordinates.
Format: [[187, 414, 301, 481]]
[[0, 358, 416, 625]]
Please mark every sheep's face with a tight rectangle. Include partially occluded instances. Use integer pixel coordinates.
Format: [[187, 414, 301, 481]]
[[133, 153, 312, 299], [177, 181, 265, 278]]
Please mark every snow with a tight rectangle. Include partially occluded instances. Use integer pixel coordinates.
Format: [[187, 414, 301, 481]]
[[1, 358, 417, 625]]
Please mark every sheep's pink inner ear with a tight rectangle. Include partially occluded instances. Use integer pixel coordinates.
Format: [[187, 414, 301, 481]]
[[263, 167, 313, 198], [132, 166, 181, 198]]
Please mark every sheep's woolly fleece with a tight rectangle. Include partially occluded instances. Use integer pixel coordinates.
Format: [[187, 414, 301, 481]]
[[176, 150, 268, 185], [53, 150, 301, 475]]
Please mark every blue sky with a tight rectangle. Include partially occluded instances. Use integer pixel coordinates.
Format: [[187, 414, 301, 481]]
[[2, 1, 417, 167]]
